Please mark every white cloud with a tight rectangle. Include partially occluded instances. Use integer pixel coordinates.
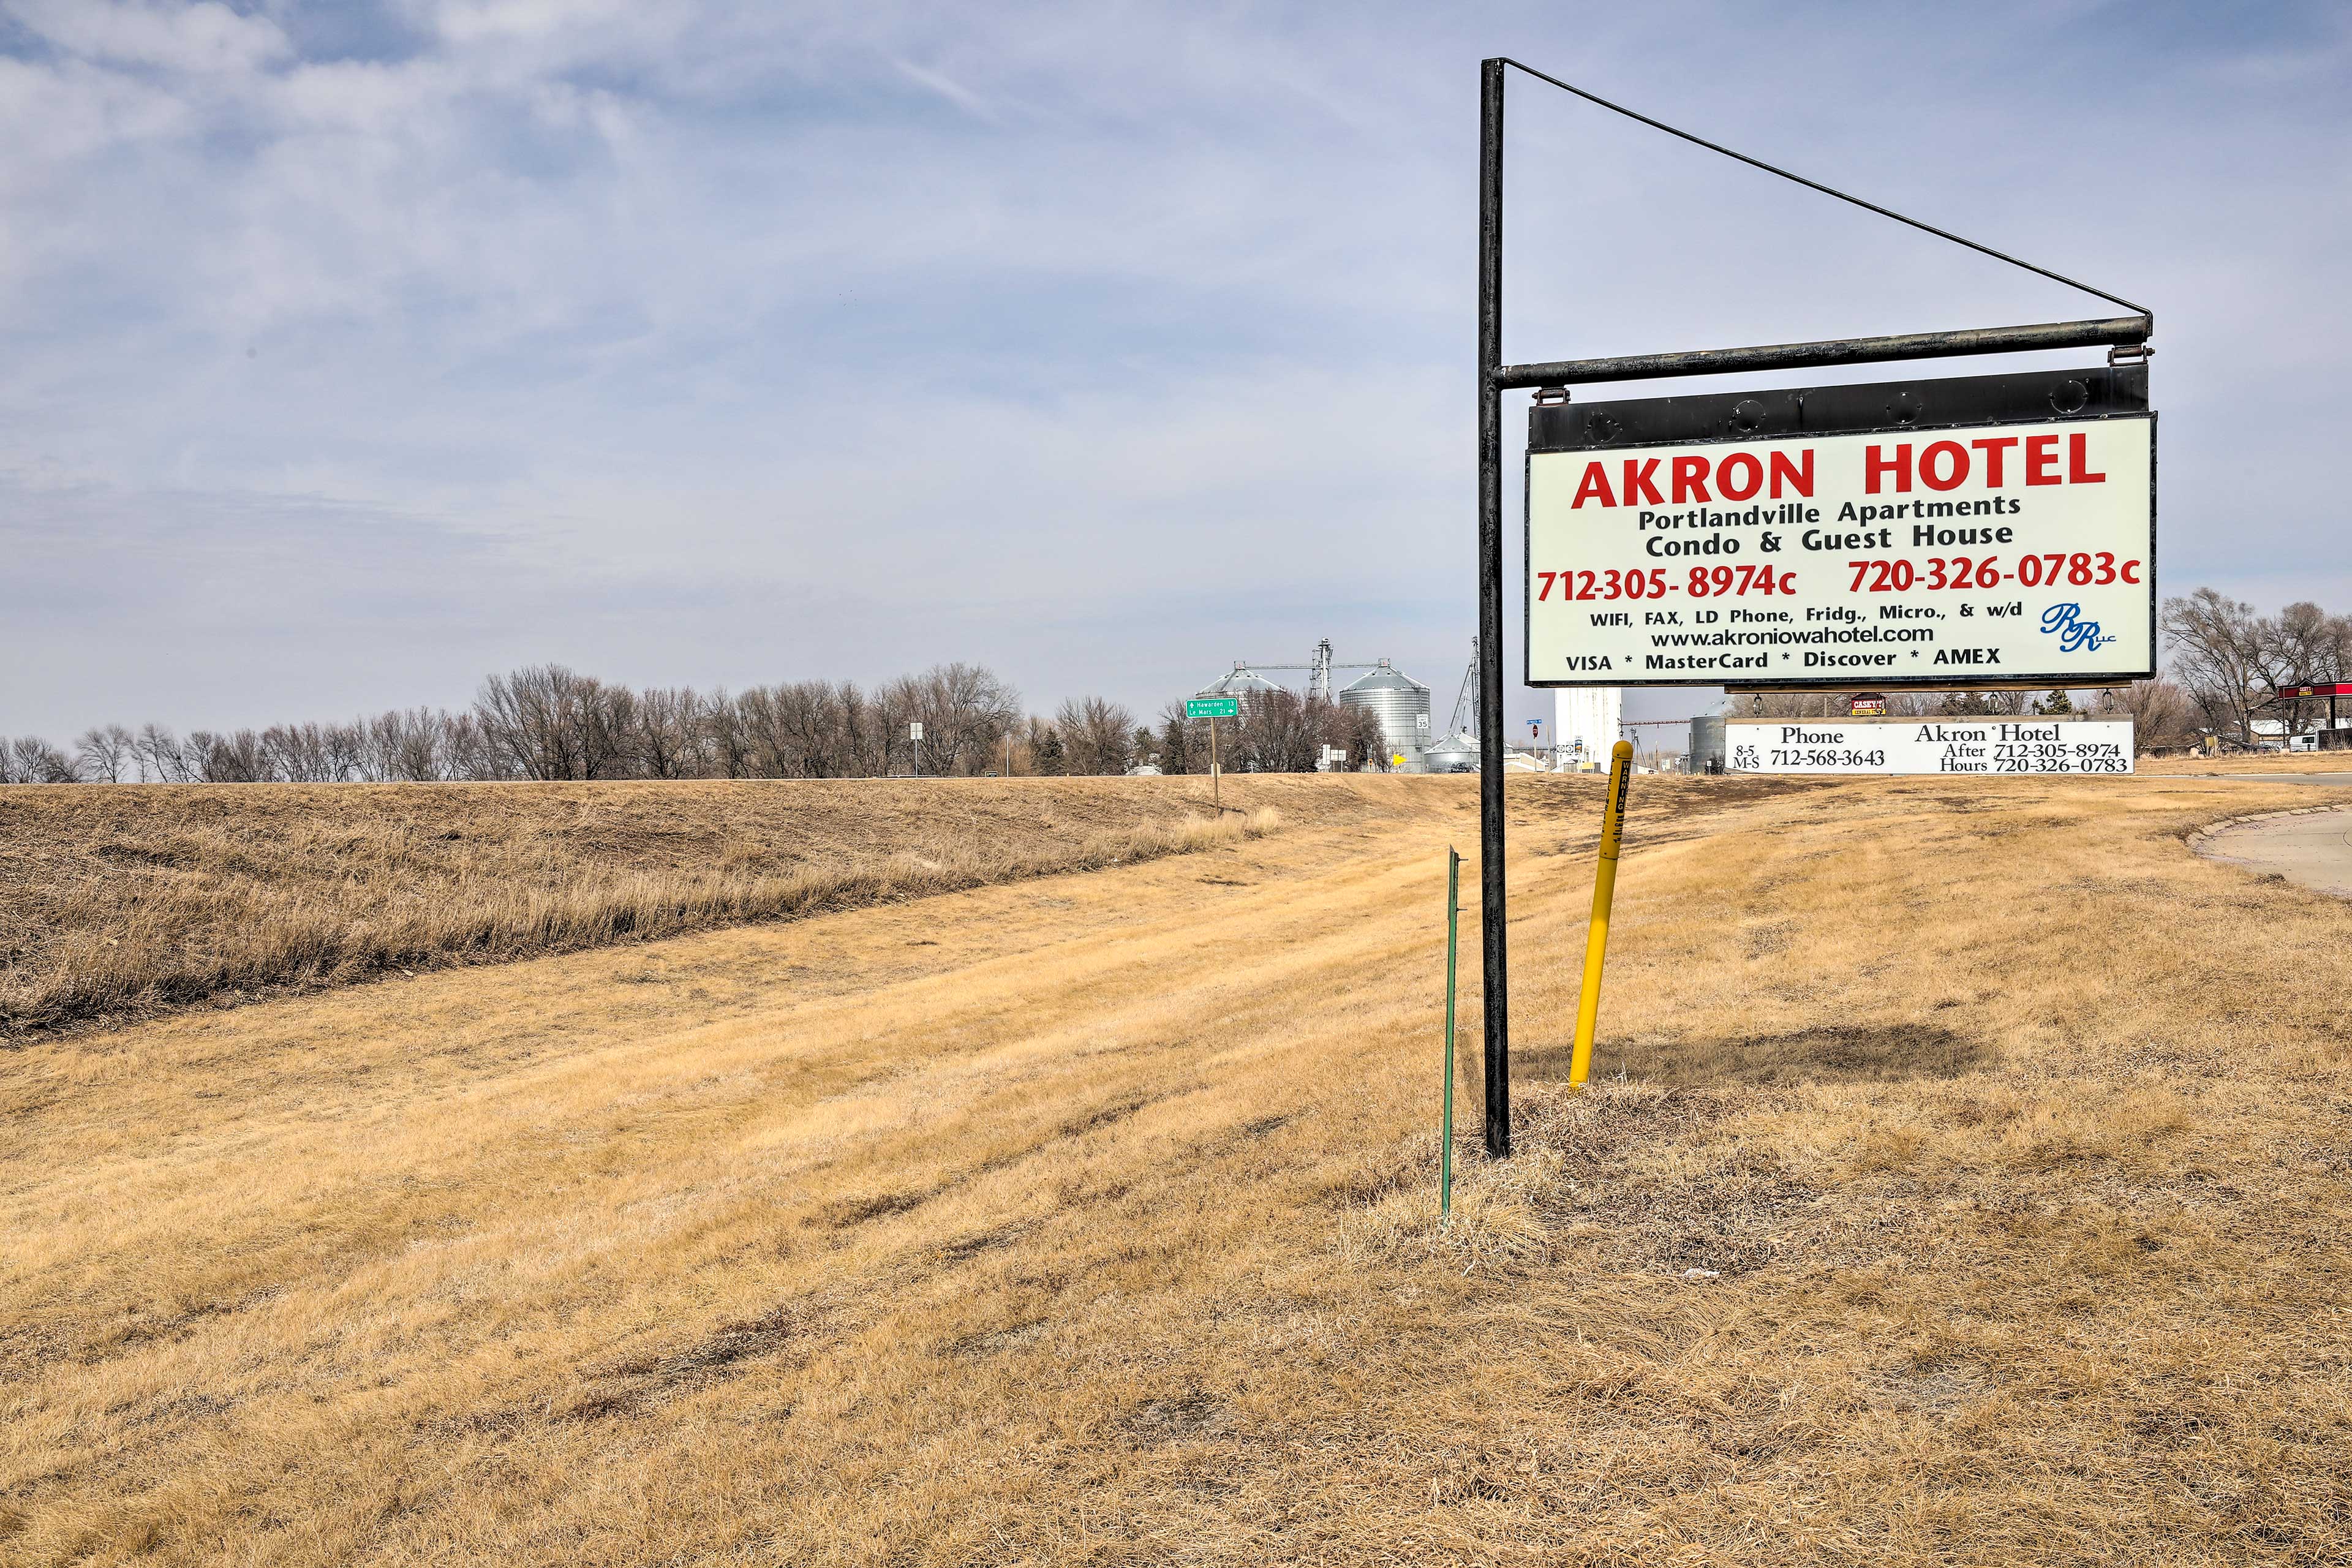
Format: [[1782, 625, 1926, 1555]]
[[6, 0, 287, 74]]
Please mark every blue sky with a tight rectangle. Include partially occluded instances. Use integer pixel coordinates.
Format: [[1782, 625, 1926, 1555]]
[[2, 1, 2346, 738]]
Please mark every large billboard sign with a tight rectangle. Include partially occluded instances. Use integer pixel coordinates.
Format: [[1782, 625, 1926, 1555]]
[[1526, 366, 2155, 688], [1726, 717, 2133, 775]]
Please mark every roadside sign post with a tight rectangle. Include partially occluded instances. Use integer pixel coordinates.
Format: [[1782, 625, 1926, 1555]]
[[1185, 697, 1240, 812], [909, 721, 923, 779], [1477, 55, 2150, 1156], [1569, 742, 1634, 1087]]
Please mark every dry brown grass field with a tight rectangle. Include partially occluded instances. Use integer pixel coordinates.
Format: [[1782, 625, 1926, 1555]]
[[0, 777, 1322, 1038], [6, 768, 2352, 1564]]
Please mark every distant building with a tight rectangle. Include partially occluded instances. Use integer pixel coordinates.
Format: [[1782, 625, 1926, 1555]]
[[1554, 687, 1623, 771]]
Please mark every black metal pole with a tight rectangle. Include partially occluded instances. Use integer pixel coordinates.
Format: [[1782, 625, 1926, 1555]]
[[1493, 314, 2149, 390], [1477, 58, 1510, 1159]]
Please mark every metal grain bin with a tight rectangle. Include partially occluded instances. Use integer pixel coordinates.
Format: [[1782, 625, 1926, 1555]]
[[1423, 731, 1480, 773], [1340, 660, 1433, 761], [1690, 715, 1727, 774], [1197, 663, 1288, 712]]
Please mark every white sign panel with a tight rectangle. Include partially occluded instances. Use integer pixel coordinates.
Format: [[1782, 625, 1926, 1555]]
[[1728, 718, 2134, 775], [1528, 416, 2154, 687]]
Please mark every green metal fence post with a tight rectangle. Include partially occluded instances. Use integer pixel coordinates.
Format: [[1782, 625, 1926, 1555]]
[[1442, 846, 1460, 1224]]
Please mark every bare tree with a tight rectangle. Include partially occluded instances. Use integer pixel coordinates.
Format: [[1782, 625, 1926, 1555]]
[[737, 682, 845, 778], [912, 662, 1021, 776], [1226, 690, 1377, 772], [776, 682, 851, 777], [1228, 689, 1319, 772], [1055, 696, 1136, 775], [189, 729, 268, 783], [1338, 701, 1387, 770], [475, 665, 604, 780], [323, 722, 368, 782], [579, 683, 638, 778], [734, 687, 787, 777], [633, 687, 704, 779], [134, 724, 194, 783], [74, 725, 134, 783], [4, 736, 75, 783], [361, 709, 450, 781], [2095, 679, 2197, 750], [840, 683, 882, 778], [701, 688, 755, 778], [2266, 600, 2352, 737], [873, 676, 924, 775], [262, 722, 342, 782], [440, 712, 508, 780], [2163, 589, 2269, 746]]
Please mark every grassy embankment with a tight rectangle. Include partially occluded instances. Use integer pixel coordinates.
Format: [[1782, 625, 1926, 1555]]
[[6, 769, 2352, 1563], [0, 777, 1302, 1038]]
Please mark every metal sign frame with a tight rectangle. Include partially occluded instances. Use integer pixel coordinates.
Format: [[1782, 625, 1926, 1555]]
[[1473, 55, 2152, 1157], [1521, 363, 2158, 690]]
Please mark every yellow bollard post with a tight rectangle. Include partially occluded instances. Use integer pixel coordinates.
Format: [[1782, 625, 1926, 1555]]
[[1568, 740, 1635, 1087]]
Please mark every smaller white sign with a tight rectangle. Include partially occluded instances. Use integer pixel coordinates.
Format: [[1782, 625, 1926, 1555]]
[[908, 722, 924, 741], [1728, 718, 2133, 775]]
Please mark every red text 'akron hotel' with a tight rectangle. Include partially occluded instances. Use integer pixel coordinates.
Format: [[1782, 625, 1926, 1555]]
[[1561, 434, 2108, 510]]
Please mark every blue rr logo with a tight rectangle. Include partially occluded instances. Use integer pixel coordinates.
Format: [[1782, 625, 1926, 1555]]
[[2040, 602, 2117, 652]]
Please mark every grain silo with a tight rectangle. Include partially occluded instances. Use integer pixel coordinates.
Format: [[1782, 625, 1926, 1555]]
[[1196, 662, 1287, 712], [1340, 660, 1433, 764], [1690, 715, 1727, 774], [1422, 732, 1480, 773]]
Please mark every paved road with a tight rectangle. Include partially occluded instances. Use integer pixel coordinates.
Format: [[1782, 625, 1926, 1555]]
[[2159, 771, 2352, 787], [2199, 805, 2352, 896], [2201, 772, 2352, 786]]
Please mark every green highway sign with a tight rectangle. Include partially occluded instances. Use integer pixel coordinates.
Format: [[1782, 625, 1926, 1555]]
[[1186, 697, 1239, 720]]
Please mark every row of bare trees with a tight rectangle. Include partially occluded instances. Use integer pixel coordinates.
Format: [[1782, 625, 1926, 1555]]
[[1744, 682, 2177, 723], [1150, 690, 1389, 774], [1, 663, 1043, 784], [1002, 690, 1384, 777], [60, 602, 2328, 782], [1, 663, 1402, 785], [1747, 688, 2059, 720]]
